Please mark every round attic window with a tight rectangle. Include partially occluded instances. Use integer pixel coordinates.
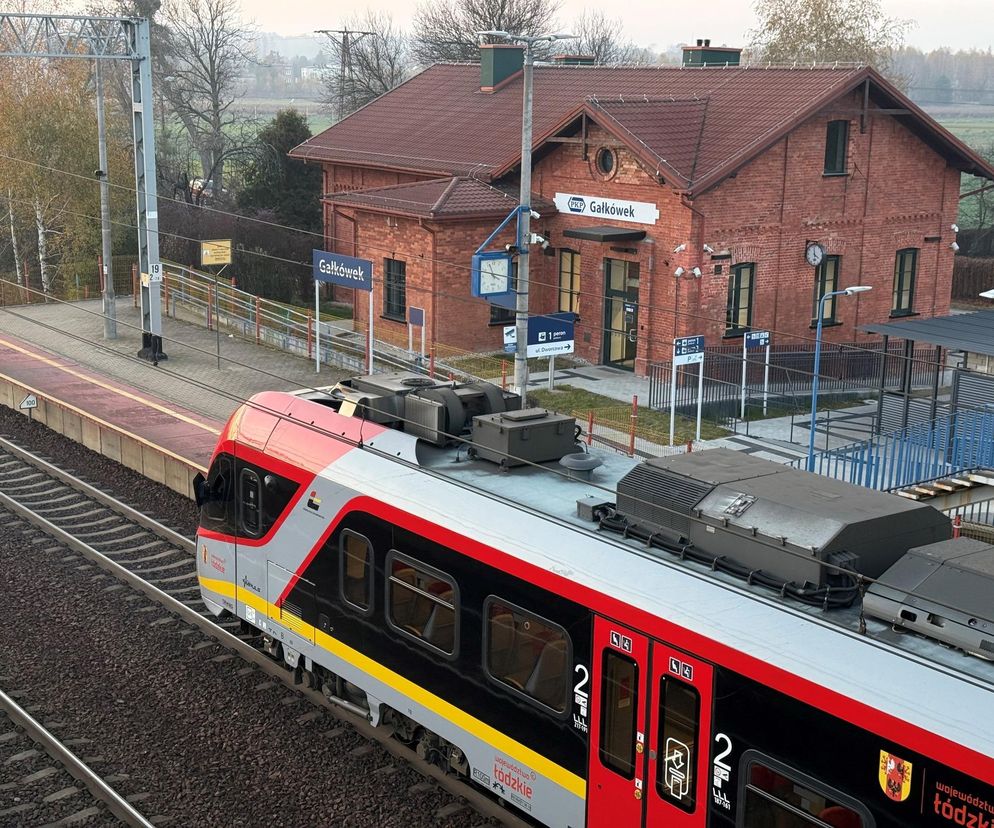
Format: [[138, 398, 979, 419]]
[[596, 147, 616, 176]]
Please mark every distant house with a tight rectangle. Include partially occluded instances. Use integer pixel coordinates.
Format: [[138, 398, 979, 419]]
[[290, 45, 994, 375]]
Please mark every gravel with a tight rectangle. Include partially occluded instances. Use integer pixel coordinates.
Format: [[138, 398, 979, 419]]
[[0, 406, 200, 538], [0, 513, 494, 827]]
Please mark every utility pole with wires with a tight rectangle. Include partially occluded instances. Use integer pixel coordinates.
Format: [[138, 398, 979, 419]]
[[315, 28, 375, 122]]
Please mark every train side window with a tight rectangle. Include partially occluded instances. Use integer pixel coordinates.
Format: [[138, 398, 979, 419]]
[[656, 677, 700, 811], [738, 752, 873, 828], [202, 453, 233, 528], [239, 468, 262, 538], [386, 553, 457, 656], [599, 650, 639, 779], [340, 530, 373, 612], [259, 471, 298, 535], [483, 598, 570, 714]]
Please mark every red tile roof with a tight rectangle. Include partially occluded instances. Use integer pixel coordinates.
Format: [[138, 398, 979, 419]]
[[291, 63, 994, 195], [325, 176, 554, 220]]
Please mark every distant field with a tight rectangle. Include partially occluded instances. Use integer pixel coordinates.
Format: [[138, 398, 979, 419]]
[[933, 115, 994, 152]]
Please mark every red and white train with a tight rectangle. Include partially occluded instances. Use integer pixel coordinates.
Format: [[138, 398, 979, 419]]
[[196, 374, 994, 828]]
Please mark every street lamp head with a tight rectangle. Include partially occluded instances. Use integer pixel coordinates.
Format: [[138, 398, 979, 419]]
[[844, 285, 872, 296], [476, 30, 510, 38], [979, 289, 994, 299], [552, 32, 578, 40]]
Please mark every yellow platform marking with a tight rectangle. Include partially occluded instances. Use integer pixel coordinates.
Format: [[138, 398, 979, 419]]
[[198, 573, 586, 800], [0, 336, 221, 436]]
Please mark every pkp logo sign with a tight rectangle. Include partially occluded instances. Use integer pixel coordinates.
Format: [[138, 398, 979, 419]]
[[567, 196, 585, 213]]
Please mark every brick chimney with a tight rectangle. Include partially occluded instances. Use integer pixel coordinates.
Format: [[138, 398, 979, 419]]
[[552, 54, 596, 66], [682, 38, 742, 67], [480, 44, 524, 91]]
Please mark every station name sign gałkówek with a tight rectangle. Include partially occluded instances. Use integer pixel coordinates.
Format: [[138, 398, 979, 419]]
[[553, 192, 659, 225]]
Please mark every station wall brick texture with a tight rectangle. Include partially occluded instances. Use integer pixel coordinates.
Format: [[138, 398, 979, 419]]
[[320, 94, 965, 374]]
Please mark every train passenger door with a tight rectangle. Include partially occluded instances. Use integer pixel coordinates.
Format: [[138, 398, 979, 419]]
[[644, 643, 713, 828], [587, 618, 651, 827], [587, 616, 713, 828]]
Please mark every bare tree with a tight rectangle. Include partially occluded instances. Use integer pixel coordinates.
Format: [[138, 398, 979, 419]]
[[571, 9, 651, 65], [412, 0, 561, 65], [749, 0, 911, 73], [157, 0, 255, 193], [320, 12, 413, 120]]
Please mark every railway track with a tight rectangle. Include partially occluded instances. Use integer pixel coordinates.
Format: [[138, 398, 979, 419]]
[[0, 684, 152, 826], [0, 434, 520, 827]]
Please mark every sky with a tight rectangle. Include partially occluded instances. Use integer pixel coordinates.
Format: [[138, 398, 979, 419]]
[[237, 0, 994, 53]]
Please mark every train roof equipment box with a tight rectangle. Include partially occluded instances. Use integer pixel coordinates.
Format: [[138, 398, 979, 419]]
[[864, 537, 994, 660], [470, 408, 577, 468], [614, 448, 951, 588]]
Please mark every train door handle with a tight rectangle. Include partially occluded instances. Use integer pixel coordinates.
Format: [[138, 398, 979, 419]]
[[628, 329, 637, 343]]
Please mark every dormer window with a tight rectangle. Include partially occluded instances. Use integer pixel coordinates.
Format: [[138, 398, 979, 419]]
[[824, 120, 849, 175]]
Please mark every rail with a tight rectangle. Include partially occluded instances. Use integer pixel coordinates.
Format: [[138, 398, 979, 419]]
[[0, 688, 155, 827], [0, 434, 528, 828]]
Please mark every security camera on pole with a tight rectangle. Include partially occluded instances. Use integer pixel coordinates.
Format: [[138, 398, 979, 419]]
[[476, 29, 576, 398]]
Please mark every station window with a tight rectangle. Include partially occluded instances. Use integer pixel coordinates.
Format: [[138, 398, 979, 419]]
[[656, 677, 700, 811], [892, 248, 918, 316], [384, 258, 407, 320], [599, 650, 639, 779], [340, 530, 373, 612], [813, 255, 841, 324], [824, 120, 849, 175], [559, 249, 581, 314], [738, 753, 872, 828], [725, 262, 755, 335], [386, 554, 457, 655], [484, 598, 570, 713]]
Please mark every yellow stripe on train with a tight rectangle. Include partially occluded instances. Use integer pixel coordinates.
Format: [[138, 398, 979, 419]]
[[198, 573, 586, 799]]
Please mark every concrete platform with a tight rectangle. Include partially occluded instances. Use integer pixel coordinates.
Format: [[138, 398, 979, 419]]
[[0, 299, 351, 495]]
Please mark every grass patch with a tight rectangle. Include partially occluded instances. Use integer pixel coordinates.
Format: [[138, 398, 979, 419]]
[[529, 384, 730, 445], [442, 352, 584, 380], [740, 394, 870, 421]]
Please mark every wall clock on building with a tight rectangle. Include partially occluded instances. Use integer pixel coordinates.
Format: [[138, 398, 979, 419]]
[[805, 242, 826, 267]]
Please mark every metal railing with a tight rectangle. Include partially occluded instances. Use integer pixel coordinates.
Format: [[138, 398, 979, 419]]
[[795, 408, 994, 491], [647, 340, 937, 417]]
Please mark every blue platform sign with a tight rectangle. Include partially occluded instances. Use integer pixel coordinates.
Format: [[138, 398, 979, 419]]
[[312, 249, 373, 292], [745, 330, 771, 349], [527, 312, 575, 358], [408, 306, 425, 326], [673, 335, 705, 366]]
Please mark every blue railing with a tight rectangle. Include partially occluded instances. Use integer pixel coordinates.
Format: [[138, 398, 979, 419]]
[[795, 408, 994, 490]]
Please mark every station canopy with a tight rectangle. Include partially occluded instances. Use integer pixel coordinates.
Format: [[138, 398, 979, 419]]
[[861, 308, 994, 356]]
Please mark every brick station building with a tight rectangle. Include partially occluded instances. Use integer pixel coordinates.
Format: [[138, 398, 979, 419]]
[[290, 45, 994, 374]]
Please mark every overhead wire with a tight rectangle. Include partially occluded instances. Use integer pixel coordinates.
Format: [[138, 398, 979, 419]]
[[0, 152, 955, 380], [2, 292, 986, 662]]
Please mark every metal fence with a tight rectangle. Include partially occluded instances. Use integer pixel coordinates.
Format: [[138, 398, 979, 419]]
[[647, 340, 937, 419], [795, 407, 994, 491]]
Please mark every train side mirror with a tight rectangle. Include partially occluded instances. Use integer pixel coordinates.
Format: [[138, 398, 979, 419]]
[[193, 472, 209, 507]]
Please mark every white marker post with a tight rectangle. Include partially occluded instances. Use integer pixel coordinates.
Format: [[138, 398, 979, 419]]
[[763, 341, 771, 416], [312, 250, 374, 376], [314, 280, 321, 374], [742, 331, 771, 421], [671, 336, 705, 446], [368, 289, 375, 375]]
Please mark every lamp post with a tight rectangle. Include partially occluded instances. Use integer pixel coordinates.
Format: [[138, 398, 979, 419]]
[[807, 285, 872, 471], [476, 29, 575, 398]]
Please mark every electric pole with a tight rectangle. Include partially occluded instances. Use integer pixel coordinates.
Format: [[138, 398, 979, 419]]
[[95, 60, 117, 340], [315, 28, 375, 121]]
